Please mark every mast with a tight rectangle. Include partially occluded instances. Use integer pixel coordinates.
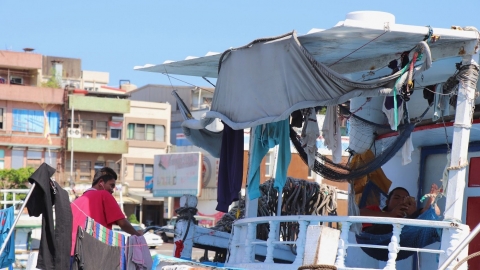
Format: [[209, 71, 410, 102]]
[[438, 52, 479, 268]]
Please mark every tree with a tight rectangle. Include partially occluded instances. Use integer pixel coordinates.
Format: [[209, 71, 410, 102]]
[[0, 167, 36, 207], [41, 67, 61, 89], [0, 167, 35, 189]]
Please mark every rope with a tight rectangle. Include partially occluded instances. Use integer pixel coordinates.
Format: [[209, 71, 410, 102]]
[[298, 265, 337, 270], [453, 250, 480, 270], [328, 31, 389, 67]]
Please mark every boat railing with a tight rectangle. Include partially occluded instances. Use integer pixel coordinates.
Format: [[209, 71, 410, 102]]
[[0, 189, 30, 213], [227, 215, 467, 270]]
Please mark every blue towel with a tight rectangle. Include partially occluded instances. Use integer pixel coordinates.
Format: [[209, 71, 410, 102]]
[[0, 207, 15, 269], [248, 119, 291, 199]]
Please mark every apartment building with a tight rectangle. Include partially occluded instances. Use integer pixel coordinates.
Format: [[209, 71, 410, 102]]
[[121, 100, 171, 225], [0, 50, 63, 177]]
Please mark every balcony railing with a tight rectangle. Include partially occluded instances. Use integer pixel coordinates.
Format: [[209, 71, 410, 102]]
[[67, 137, 128, 154], [0, 84, 63, 104]]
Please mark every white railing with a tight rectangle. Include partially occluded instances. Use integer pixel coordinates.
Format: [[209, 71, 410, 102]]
[[227, 215, 467, 270], [0, 189, 30, 212]]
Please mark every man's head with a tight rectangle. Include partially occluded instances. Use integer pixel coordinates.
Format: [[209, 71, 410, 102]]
[[92, 169, 117, 194], [100, 166, 117, 180], [384, 187, 410, 212]]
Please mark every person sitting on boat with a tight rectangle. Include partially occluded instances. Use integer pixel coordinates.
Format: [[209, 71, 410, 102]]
[[360, 184, 440, 234], [357, 184, 442, 261]]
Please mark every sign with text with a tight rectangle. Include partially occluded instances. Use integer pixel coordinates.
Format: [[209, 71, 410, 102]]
[[145, 176, 153, 191], [153, 152, 202, 197]]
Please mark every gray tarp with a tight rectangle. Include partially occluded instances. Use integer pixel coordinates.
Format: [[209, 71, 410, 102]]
[[183, 31, 430, 132]]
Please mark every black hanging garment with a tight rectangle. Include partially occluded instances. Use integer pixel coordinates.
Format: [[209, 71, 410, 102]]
[[26, 163, 73, 270], [73, 227, 121, 270]]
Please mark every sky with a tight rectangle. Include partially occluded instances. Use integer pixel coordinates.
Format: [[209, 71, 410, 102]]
[[3, 1, 480, 89]]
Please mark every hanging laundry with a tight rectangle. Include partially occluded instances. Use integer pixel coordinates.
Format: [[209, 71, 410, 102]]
[[0, 206, 15, 269], [72, 227, 121, 270], [301, 108, 320, 169], [248, 119, 291, 199], [382, 95, 404, 130], [126, 236, 153, 270], [26, 163, 72, 270], [322, 106, 342, 164], [70, 190, 126, 257], [84, 217, 127, 270], [216, 123, 244, 212]]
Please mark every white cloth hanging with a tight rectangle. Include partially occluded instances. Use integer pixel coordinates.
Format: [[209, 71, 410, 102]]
[[301, 108, 320, 169], [382, 95, 404, 130], [322, 106, 342, 164]]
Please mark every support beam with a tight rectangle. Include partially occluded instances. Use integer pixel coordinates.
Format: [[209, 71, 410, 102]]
[[438, 53, 479, 269]]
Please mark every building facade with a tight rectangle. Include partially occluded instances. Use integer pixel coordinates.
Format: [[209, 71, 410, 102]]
[[122, 100, 171, 226], [0, 50, 63, 178]]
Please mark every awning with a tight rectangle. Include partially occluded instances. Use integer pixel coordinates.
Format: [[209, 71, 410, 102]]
[[129, 188, 165, 202], [114, 195, 140, 204], [134, 18, 478, 77]]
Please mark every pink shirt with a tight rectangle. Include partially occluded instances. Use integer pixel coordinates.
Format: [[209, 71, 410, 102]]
[[70, 190, 125, 255]]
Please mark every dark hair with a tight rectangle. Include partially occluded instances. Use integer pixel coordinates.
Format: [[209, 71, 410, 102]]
[[382, 187, 410, 211], [92, 171, 115, 186], [100, 167, 117, 180]]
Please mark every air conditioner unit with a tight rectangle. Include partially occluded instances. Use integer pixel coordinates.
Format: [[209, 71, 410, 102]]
[[67, 128, 81, 138]]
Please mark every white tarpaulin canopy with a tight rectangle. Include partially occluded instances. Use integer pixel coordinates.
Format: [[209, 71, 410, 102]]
[[135, 12, 479, 132]]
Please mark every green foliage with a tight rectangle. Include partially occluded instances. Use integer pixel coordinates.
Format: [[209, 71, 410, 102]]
[[0, 167, 35, 208], [41, 67, 61, 89], [128, 214, 140, 224], [0, 167, 35, 189]]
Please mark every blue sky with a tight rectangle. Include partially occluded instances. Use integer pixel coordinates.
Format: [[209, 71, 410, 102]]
[[4, 1, 480, 88]]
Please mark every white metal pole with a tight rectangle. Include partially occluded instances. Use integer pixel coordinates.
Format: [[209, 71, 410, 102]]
[[70, 106, 74, 189], [0, 183, 36, 256], [438, 53, 479, 268], [439, 222, 480, 270]]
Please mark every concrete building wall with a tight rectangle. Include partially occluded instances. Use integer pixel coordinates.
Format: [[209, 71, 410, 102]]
[[0, 51, 42, 69], [122, 100, 171, 190]]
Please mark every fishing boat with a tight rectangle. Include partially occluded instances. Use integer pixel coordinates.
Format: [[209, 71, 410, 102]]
[[136, 11, 480, 269]]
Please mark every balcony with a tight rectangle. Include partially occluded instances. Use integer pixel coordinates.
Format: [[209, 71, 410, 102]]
[[67, 138, 128, 154], [0, 84, 64, 104], [0, 51, 42, 69], [69, 95, 130, 114]]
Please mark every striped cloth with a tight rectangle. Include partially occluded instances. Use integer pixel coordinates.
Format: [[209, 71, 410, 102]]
[[84, 217, 127, 270]]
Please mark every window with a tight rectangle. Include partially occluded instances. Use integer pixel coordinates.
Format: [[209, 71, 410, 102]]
[[96, 121, 107, 139], [110, 129, 121, 140], [12, 110, 59, 134], [45, 152, 57, 168], [27, 151, 42, 169], [79, 161, 92, 181], [135, 124, 145, 140], [265, 152, 273, 177], [0, 150, 4, 169], [10, 76, 23, 85], [0, 108, 3, 129], [146, 125, 155, 141], [107, 161, 120, 176], [94, 162, 105, 173], [134, 164, 153, 181], [82, 120, 93, 138], [11, 150, 24, 169], [155, 126, 165, 142], [127, 123, 165, 142]]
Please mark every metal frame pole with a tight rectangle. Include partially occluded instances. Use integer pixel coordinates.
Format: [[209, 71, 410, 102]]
[[438, 222, 480, 270], [0, 183, 36, 256]]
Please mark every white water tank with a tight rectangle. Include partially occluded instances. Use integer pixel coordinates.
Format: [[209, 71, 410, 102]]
[[345, 11, 395, 25]]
